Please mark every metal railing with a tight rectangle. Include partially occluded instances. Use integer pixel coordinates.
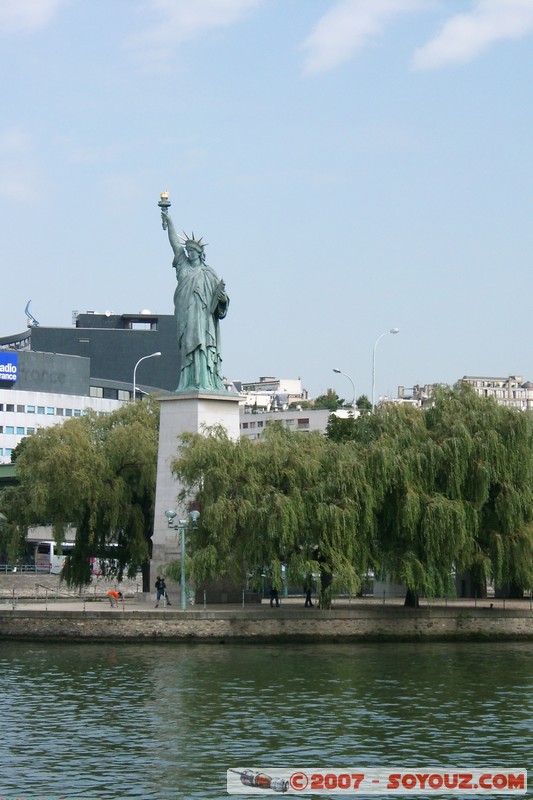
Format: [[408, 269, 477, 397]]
[[0, 563, 44, 574], [2, 583, 140, 612]]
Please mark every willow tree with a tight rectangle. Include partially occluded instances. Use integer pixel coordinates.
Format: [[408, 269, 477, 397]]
[[344, 384, 533, 603], [0, 397, 159, 591], [355, 400, 475, 605], [170, 423, 375, 607], [423, 384, 533, 597]]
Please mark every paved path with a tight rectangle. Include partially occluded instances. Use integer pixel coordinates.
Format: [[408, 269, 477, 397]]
[[2, 595, 531, 614], [2, 572, 531, 614]]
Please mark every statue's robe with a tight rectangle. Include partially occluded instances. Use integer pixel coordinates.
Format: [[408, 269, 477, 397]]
[[173, 252, 228, 392]]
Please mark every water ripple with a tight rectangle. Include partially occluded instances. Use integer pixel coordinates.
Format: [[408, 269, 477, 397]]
[[0, 641, 531, 799]]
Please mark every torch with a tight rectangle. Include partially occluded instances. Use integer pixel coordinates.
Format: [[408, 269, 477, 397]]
[[158, 191, 171, 229]]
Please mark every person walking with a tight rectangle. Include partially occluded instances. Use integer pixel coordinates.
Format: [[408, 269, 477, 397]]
[[155, 576, 171, 607], [269, 587, 280, 607]]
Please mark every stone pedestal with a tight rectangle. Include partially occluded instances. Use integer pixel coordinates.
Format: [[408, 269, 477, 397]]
[[151, 391, 240, 582]]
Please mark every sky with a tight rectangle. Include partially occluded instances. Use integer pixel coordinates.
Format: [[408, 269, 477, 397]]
[[1, 0, 532, 403]]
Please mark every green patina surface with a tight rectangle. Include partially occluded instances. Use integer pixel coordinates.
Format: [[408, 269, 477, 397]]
[[159, 193, 229, 393]]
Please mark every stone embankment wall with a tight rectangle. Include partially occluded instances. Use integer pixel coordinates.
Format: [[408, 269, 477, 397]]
[[1, 605, 532, 643]]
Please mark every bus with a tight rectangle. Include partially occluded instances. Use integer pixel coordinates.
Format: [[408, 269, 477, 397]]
[[35, 540, 75, 574], [34, 540, 121, 576]]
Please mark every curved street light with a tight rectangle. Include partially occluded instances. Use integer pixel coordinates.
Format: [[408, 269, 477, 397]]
[[372, 328, 399, 412], [165, 508, 201, 610], [332, 368, 356, 415], [132, 351, 162, 400]]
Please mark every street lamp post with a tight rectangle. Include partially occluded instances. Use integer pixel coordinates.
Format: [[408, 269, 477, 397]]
[[165, 508, 201, 610], [332, 368, 356, 415], [132, 351, 162, 400], [372, 328, 399, 412]]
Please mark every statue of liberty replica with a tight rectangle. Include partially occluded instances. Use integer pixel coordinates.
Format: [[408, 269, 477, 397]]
[[152, 194, 239, 592], [159, 193, 229, 392]]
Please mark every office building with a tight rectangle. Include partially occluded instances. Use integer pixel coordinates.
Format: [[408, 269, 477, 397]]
[[0, 310, 178, 463]]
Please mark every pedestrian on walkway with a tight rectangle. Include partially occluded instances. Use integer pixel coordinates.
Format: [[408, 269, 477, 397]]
[[155, 576, 171, 607], [107, 590, 123, 608], [269, 587, 280, 607], [304, 586, 314, 607]]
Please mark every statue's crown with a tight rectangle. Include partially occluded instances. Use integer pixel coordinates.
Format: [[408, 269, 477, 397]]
[[178, 231, 206, 252]]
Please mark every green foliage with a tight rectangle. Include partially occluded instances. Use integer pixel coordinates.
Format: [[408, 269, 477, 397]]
[[171, 424, 372, 606], [0, 398, 160, 590], [356, 394, 372, 413], [313, 388, 344, 410], [325, 415, 358, 443], [343, 385, 533, 597], [9, 381, 525, 602], [171, 384, 533, 604]]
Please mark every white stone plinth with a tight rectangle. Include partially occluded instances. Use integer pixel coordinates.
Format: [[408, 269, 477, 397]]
[[152, 391, 240, 578]]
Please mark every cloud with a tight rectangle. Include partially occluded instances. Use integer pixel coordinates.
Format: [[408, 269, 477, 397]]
[[302, 0, 430, 75], [129, 0, 265, 65], [0, 127, 33, 156], [413, 0, 533, 70], [0, 0, 69, 35], [54, 134, 124, 165], [0, 127, 40, 201], [0, 166, 40, 202]]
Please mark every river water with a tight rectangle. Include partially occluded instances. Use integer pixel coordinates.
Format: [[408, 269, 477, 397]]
[[0, 641, 531, 799]]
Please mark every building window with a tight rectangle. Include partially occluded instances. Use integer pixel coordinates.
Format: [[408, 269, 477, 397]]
[[26, 427, 35, 434], [74, 409, 81, 417], [0, 426, 2, 433], [46, 407, 54, 415], [37, 407, 45, 415], [242, 422, 249, 429], [56, 408, 64, 416], [0, 448, 3, 456], [17, 404, 25, 413], [6, 404, 14, 412], [257, 421, 264, 428], [90, 386, 104, 398], [6, 426, 14, 434], [117, 390, 129, 401], [16, 427, 24, 435], [27, 405, 35, 414], [130, 321, 154, 330], [5, 448, 12, 456], [65, 409, 73, 417]]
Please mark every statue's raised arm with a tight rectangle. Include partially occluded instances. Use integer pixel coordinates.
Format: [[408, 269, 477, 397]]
[[158, 191, 229, 394], [159, 203, 183, 262]]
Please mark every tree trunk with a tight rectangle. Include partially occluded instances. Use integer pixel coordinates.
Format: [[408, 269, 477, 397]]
[[507, 581, 525, 600], [404, 588, 420, 608], [141, 560, 151, 593], [319, 569, 333, 609]]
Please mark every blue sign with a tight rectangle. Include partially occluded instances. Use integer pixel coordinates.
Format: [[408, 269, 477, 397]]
[[0, 351, 18, 382]]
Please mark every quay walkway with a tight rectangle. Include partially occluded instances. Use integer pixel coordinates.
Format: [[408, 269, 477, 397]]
[[1, 572, 532, 642], [1, 594, 532, 645]]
